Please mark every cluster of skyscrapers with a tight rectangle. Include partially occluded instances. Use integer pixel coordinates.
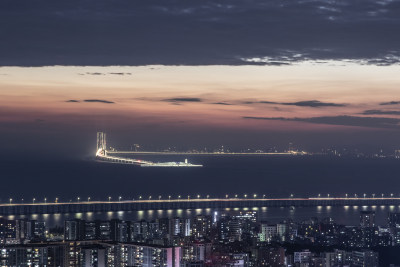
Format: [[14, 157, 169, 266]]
[[2, 210, 400, 266]]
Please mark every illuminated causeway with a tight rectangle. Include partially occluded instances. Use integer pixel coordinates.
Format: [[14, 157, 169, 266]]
[[1, 197, 400, 216]]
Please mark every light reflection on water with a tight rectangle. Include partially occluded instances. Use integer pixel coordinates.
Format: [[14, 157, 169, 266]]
[[3, 205, 398, 227]]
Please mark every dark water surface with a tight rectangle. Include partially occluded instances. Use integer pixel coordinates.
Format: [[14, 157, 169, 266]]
[[2, 155, 400, 226]]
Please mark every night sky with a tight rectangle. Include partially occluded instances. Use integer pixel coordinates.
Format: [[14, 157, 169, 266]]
[[1, 0, 400, 199]]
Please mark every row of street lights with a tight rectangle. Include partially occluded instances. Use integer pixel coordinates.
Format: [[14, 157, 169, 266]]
[[6, 193, 400, 205]]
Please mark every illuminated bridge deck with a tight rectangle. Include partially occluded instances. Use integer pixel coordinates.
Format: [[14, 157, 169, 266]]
[[1, 198, 400, 215]]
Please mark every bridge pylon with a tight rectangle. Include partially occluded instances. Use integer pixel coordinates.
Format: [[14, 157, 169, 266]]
[[96, 132, 107, 156]]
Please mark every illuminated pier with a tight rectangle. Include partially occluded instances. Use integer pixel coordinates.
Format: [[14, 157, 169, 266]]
[[1, 197, 400, 215]]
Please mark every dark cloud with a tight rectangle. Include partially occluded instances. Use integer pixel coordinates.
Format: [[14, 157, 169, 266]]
[[85, 72, 104, 75], [244, 100, 345, 107], [281, 100, 346, 107], [362, 109, 400, 115], [243, 115, 400, 129], [83, 99, 115, 104], [212, 102, 232, 105], [164, 98, 202, 103], [108, 72, 131, 75], [66, 100, 80, 103], [1, 0, 400, 66], [380, 101, 400, 105]]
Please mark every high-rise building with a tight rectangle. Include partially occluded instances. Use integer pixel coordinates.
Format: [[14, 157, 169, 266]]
[[64, 219, 85, 241], [360, 211, 375, 228]]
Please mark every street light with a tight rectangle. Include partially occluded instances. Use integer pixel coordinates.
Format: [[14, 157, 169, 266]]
[[253, 194, 257, 198], [77, 197, 80, 202], [178, 195, 181, 199], [108, 196, 112, 202], [263, 194, 266, 199], [226, 194, 228, 199], [9, 198, 12, 204], [345, 193, 348, 198], [88, 197, 91, 202], [168, 195, 171, 201], [207, 195, 210, 199], [139, 196, 142, 200], [318, 194, 321, 198], [33, 198, 36, 204], [149, 196, 152, 200], [363, 193, 366, 198], [158, 195, 161, 200], [44, 197, 47, 204], [244, 194, 247, 198], [119, 196, 122, 202], [197, 195, 200, 199], [187, 195, 190, 200], [55, 197, 58, 203]]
